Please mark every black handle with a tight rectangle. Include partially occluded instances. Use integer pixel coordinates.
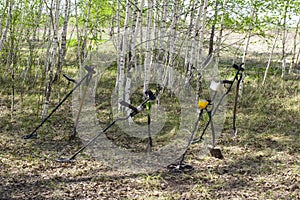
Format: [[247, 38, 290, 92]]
[[63, 74, 77, 83], [222, 80, 234, 85], [232, 63, 245, 71]]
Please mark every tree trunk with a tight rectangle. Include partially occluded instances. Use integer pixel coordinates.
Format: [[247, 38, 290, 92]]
[[75, 0, 81, 66], [289, 15, 300, 74], [55, 0, 70, 81], [128, 0, 140, 68], [239, 8, 255, 99], [165, 0, 179, 90], [0, 0, 14, 52], [196, 0, 208, 99], [42, 0, 60, 119], [214, 0, 227, 66], [262, 29, 280, 86], [281, 0, 290, 78], [117, 0, 130, 110], [143, 0, 153, 92], [187, 0, 204, 83], [184, 0, 196, 85], [208, 0, 219, 56], [81, 0, 91, 64], [32, 1, 44, 42]]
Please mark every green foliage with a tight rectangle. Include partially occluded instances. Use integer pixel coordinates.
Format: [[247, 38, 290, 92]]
[[67, 38, 78, 48]]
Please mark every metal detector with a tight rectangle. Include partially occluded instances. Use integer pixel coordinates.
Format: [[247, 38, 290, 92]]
[[192, 63, 244, 158], [55, 89, 156, 163], [192, 63, 244, 144], [167, 63, 244, 172], [167, 99, 210, 172], [23, 66, 96, 139]]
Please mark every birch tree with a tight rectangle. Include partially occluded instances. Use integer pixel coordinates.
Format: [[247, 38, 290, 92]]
[[280, 0, 290, 78], [196, 0, 208, 98], [214, 0, 227, 67], [289, 15, 300, 74], [186, 0, 204, 85], [55, 0, 70, 81], [262, 29, 280, 86], [238, 1, 256, 99], [0, 0, 14, 52], [143, 0, 153, 92], [42, 0, 60, 119]]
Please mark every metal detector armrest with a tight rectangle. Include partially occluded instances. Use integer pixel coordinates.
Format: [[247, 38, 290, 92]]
[[84, 65, 96, 74], [119, 100, 138, 112], [221, 80, 234, 85], [119, 100, 142, 117], [120, 89, 156, 118], [145, 89, 156, 100]]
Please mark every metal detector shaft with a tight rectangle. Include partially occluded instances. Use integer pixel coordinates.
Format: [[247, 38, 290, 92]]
[[23, 73, 91, 139], [191, 108, 212, 144], [146, 105, 152, 153], [232, 72, 243, 136], [178, 109, 204, 165]]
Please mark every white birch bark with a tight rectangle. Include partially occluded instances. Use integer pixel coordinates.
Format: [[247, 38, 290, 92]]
[[289, 15, 300, 74], [281, 0, 290, 78], [125, 0, 137, 120], [158, 0, 168, 65], [129, 0, 140, 68], [262, 29, 280, 86], [75, 0, 81, 66], [115, 1, 121, 88], [214, 0, 227, 66], [117, 0, 130, 110], [42, 0, 60, 119], [81, 0, 91, 63], [239, 8, 255, 99], [184, 1, 196, 85], [156, 0, 169, 101], [0, 0, 14, 52], [186, 0, 203, 86], [32, 1, 44, 42], [196, 0, 208, 99], [143, 0, 153, 92], [165, 0, 180, 89], [41, 0, 53, 119], [56, 0, 70, 80]]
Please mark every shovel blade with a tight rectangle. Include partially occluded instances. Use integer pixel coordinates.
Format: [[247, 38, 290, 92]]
[[208, 145, 224, 159]]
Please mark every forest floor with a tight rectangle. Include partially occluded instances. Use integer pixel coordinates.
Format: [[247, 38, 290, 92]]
[[0, 62, 299, 199]]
